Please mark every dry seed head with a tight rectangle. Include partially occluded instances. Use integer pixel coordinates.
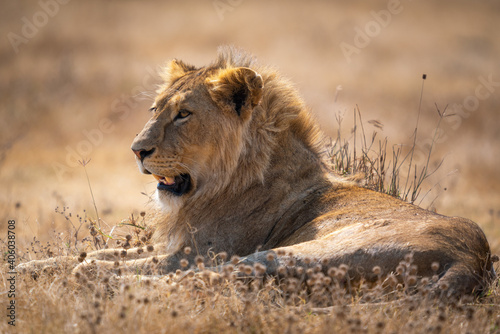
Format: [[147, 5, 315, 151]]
[[152, 257, 159, 264], [243, 265, 253, 275], [120, 250, 127, 258], [439, 282, 449, 291], [140, 211, 146, 217], [114, 261, 120, 267], [80, 252, 87, 259], [396, 265, 404, 275], [125, 235, 132, 241], [295, 266, 304, 275], [328, 267, 337, 277], [304, 257, 312, 265], [231, 255, 240, 265], [254, 263, 266, 275], [137, 248, 143, 255], [409, 265, 418, 276], [278, 266, 286, 275], [147, 245, 154, 252], [407, 275, 417, 285], [372, 266, 381, 276], [336, 269, 346, 280], [210, 273, 221, 285], [218, 252, 228, 261], [314, 264, 322, 273], [266, 252, 275, 262], [432, 275, 439, 282], [404, 253, 413, 263], [287, 257, 296, 267], [431, 262, 440, 272], [184, 247, 192, 255], [276, 249, 285, 256], [180, 259, 189, 268], [339, 264, 349, 272], [140, 236, 147, 243], [195, 255, 204, 265]]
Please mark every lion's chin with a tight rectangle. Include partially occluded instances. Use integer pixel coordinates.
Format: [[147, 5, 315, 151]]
[[156, 190, 184, 215]]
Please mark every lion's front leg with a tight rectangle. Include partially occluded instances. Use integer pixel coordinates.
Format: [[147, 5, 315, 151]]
[[72, 252, 182, 280], [17, 256, 80, 277], [17, 243, 167, 278]]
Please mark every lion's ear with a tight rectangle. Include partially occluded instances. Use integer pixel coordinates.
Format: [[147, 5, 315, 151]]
[[160, 59, 196, 86], [206, 67, 263, 118]]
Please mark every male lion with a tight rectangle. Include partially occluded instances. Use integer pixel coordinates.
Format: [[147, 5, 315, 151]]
[[20, 47, 495, 297]]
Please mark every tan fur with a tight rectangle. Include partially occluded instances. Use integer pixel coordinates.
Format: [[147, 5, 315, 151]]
[[19, 47, 495, 297]]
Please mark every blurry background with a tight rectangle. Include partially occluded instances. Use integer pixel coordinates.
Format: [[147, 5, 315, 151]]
[[1, 0, 499, 253]]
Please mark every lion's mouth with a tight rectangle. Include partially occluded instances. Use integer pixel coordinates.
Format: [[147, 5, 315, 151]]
[[153, 174, 191, 196]]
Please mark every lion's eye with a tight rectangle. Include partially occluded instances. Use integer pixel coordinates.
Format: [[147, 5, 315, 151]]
[[175, 109, 191, 121], [149, 107, 157, 113]]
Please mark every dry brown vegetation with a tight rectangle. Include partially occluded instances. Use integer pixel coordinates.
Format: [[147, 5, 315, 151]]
[[1, 0, 500, 333]]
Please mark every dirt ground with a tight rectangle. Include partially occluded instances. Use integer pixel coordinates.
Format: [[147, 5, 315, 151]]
[[1, 0, 499, 253]]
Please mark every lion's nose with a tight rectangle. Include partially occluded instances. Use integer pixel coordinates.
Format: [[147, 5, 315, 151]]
[[132, 148, 155, 161]]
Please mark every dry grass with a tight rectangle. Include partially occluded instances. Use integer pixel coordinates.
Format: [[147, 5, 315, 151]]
[[1, 0, 500, 332], [3, 216, 500, 333]]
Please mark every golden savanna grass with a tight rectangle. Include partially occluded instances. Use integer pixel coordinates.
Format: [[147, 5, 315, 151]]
[[1, 1, 500, 333]]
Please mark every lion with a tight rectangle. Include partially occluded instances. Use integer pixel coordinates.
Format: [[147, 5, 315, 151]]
[[19, 47, 495, 297]]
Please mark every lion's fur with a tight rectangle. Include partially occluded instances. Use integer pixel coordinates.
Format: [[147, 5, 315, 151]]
[[19, 47, 495, 297], [141, 47, 328, 257]]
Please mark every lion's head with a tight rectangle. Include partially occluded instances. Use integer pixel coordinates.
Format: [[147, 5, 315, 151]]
[[131, 47, 320, 212]]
